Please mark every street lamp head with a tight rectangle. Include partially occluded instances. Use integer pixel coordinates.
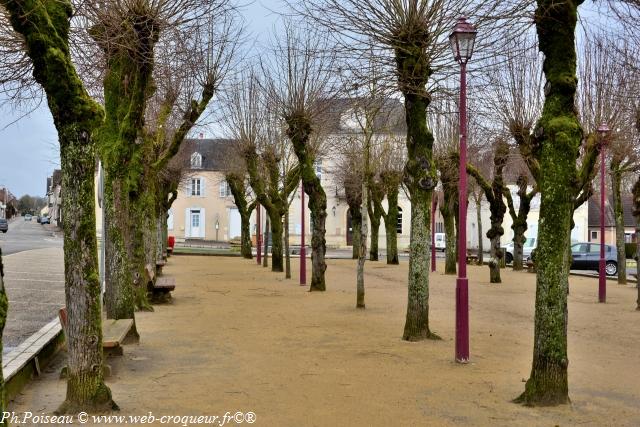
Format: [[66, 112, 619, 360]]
[[597, 122, 611, 140], [449, 17, 477, 64]]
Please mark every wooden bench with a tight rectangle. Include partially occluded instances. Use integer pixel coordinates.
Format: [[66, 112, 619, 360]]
[[150, 276, 176, 303], [156, 260, 166, 276], [58, 308, 135, 357]]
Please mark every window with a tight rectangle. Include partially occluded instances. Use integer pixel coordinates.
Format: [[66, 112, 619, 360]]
[[191, 152, 202, 169], [219, 181, 232, 198], [435, 222, 444, 233], [588, 244, 600, 254], [313, 159, 322, 181], [571, 243, 587, 254], [396, 207, 403, 234], [591, 231, 598, 241], [191, 178, 201, 196]]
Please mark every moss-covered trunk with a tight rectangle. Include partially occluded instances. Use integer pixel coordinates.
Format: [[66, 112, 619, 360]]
[[1, 0, 116, 412], [285, 205, 291, 278], [0, 248, 8, 420], [263, 215, 270, 268], [610, 165, 626, 284], [516, 0, 584, 406], [368, 200, 381, 261], [489, 235, 502, 283], [103, 175, 135, 321], [226, 174, 253, 259], [441, 205, 457, 274], [475, 197, 484, 265], [350, 205, 362, 259], [384, 188, 400, 265], [58, 127, 117, 413], [286, 115, 327, 291], [633, 178, 640, 310], [269, 213, 284, 272]]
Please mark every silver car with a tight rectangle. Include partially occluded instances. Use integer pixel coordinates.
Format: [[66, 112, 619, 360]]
[[0, 218, 7, 233]]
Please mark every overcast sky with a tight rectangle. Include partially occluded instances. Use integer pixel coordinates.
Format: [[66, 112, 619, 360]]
[[0, 0, 279, 198], [0, 1, 607, 198]]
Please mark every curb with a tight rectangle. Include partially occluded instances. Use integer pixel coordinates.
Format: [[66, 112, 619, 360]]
[[3, 318, 65, 401]]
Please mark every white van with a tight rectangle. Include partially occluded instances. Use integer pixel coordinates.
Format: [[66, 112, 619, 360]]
[[504, 237, 537, 264], [435, 233, 446, 251]]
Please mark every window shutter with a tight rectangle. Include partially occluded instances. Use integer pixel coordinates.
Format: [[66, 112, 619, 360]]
[[200, 208, 206, 238], [186, 180, 192, 196], [185, 208, 191, 237]]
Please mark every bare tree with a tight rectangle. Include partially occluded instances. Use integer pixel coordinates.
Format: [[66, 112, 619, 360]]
[[263, 22, 335, 291]]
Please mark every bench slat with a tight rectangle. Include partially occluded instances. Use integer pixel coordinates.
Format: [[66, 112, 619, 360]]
[[155, 277, 176, 291], [102, 319, 134, 348]]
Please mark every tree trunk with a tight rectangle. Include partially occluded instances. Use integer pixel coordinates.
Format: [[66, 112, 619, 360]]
[[400, 85, 438, 341], [0, 248, 9, 420], [269, 213, 284, 272], [384, 189, 400, 264], [285, 206, 291, 279], [611, 167, 626, 284], [241, 211, 253, 259], [286, 115, 327, 291], [489, 235, 502, 283], [103, 175, 135, 321], [513, 230, 525, 271], [357, 186, 368, 309], [226, 174, 253, 259], [516, 0, 581, 405], [263, 215, 270, 268], [442, 207, 457, 274], [369, 205, 381, 261], [476, 197, 484, 265], [58, 130, 117, 413], [1, 0, 116, 413], [351, 205, 362, 259]]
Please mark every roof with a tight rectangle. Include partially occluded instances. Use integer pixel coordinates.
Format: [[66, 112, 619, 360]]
[[588, 194, 636, 227], [321, 97, 406, 135], [181, 139, 235, 171]]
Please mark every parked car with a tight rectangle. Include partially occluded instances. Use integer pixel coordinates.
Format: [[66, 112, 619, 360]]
[[36, 216, 42, 223], [40, 216, 51, 225], [504, 237, 537, 264], [527, 242, 618, 276], [24, 214, 32, 221], [434, 232, 446, 251], [0, 218, 7, 233]]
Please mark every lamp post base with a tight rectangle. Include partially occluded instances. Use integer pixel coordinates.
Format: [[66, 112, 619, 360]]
[[455, 277, 469, 363]]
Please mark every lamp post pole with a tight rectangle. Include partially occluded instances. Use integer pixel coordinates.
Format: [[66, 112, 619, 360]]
[[455, 59, 469, 363], [449, 16, 477, 364], [256, 204, 261, 265], [597, 122, 610, 303], [300, 182, 307, 285], [431, 195, 437, 272]]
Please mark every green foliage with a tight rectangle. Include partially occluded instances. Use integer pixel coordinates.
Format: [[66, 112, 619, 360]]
[[624, 243, 637, 260]]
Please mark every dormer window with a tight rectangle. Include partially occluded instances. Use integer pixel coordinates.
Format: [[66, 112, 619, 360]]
[[191, 152, 202, 169]]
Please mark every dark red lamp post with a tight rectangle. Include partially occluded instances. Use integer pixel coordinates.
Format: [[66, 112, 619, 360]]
[[597, 122, 610, 303], [256, 204, 261, 265], [300, 182, 307, 286], [450, 16, 477, 364]]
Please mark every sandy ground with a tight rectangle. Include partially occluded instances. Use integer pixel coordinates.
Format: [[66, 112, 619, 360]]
[[9, 255, 640, 426]]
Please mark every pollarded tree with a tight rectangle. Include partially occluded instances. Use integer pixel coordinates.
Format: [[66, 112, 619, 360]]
[[515, 0, 605, 406], [223, 70, 300, 273], [264, 22, 335, 290], [436, 151, 458, 274], [467, 139, 509, 283], [503, 173, 538, 271], [226, 172, 257, 259], [0, 0, 116, 413]]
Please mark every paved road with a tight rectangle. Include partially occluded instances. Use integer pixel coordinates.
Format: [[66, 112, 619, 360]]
[[0, 217, 62, 255], [1, 218, 64, 354]]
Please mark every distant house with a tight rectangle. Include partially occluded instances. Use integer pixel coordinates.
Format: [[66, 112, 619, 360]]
[[0, 186, 17, 219], [169, 139, 242, 242], [588, 195, 637, 245]]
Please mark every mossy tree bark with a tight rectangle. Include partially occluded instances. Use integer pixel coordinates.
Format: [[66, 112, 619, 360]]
[[516, 0, 589, 406], [226, 173, 256, 259], [263, 215, 270, 268], [347, 201, 362, 259], [473, 191, 484, 265], [467, 141, 509, 284], [438, 153, 459, 275], [0, 248, 8, 421], [382, 186, 400, 265], [286, 114, 327, 291], [1, 0, 116, 413], [610, 158, 627, 284], [395, 34, 438, 341], [367, 183, 385, 261], [244, 147, 299, 272], [505, 175, 538, 271], [633, 178, 640, 310]]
